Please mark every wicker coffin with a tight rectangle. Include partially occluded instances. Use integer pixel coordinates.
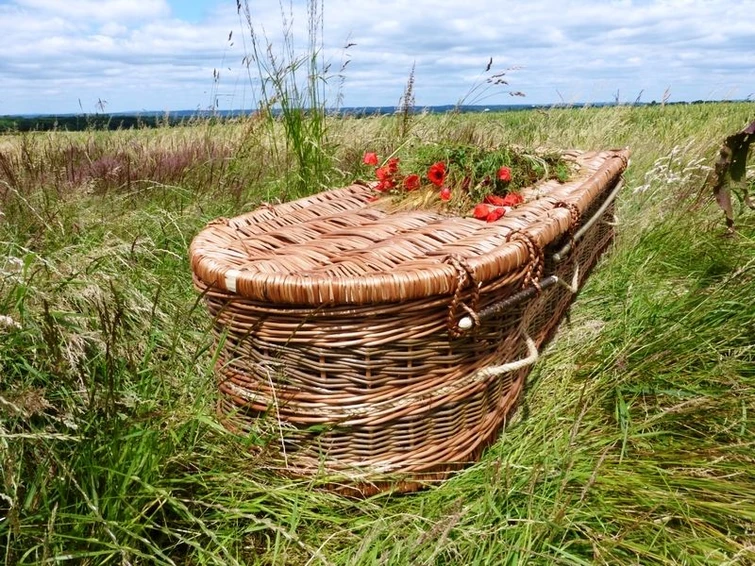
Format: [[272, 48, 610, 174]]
[[190, 148, 630, 492]]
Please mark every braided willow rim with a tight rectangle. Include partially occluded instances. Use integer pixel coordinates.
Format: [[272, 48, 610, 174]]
[[190, 148, 630, 494]]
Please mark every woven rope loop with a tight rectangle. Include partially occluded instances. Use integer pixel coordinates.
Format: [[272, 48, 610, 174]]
[[505, 230, 545, 291], [553, 201, 582, 252], [444, 254, 481, 338]]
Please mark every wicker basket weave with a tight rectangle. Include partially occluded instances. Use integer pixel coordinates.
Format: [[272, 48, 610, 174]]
[[190, 148, 630, 493]]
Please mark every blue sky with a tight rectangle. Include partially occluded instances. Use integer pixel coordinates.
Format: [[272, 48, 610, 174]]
[[168, 0, 213, 23], [0, 0, 753, 115]]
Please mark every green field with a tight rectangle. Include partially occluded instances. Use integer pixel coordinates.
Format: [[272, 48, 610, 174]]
[[1, 102, 754, 564]]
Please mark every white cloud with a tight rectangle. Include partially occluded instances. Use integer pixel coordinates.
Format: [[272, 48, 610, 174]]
[[13, 0, 170, 23], [0, 0, 753, 115]]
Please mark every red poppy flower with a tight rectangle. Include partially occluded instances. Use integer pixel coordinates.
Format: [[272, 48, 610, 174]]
[[403, 174, 421, 191], [375, 166, 392, 181], [363, 152, 379, 166], [387, 157, 400, 174], [497, 166, 512, 183], [500, 192, 524, 206], [486, 207, 506, 222], [427, 162, 447, 187], [375, 179, 395, 192], [484, 195, 507, 206], [439, 186, 452, 201], [473, 203, 493, 219]]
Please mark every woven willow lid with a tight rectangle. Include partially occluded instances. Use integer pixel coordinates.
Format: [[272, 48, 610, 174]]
[[190, 149, 629, 305]]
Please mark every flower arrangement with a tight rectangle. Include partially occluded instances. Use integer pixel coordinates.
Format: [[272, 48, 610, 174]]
[[360, 144, 571, 222]]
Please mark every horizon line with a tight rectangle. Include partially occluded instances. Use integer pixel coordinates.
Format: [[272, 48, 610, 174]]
[[3, 98, 753, 119]]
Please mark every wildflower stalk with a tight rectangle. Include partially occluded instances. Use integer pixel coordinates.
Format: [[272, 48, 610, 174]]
[[237, 0, 332, 199], [397, 63, 416, 140]]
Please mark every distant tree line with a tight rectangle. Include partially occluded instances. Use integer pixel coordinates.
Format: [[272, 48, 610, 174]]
[[1, 99, 750, 133], [0, 113, 200, 133]]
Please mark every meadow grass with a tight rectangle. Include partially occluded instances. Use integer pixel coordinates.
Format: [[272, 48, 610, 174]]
[[1, 102, 754, 565]]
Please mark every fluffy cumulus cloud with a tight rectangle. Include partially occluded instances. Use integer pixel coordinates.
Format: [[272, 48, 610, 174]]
[[0, 0, 753, 115], [13, 0, 171, 22], [0, 0, 240, 114]]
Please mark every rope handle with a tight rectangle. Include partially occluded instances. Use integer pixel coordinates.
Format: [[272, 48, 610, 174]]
[[237, 332, 542, 422], [476, 334, 539, 378], [553, 178, 625, 262], [459, 262, 580, 330]]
